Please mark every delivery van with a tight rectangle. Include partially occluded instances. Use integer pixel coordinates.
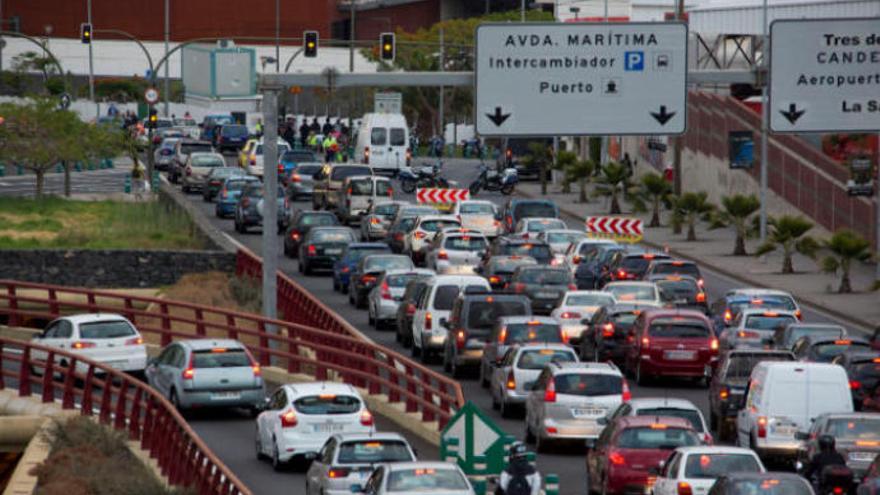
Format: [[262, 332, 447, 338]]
[[354, 113, 410, 175]]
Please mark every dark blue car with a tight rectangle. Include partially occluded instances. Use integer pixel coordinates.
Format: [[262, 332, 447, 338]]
[[332, 243, 391, 293], [215, 176, 260, 218], [279, 149, 319, 181]]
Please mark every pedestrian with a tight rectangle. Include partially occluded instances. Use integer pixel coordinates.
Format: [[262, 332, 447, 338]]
[[255, 119, 264, 138], [308, 132, 320, 152], [322, 118, 333, 136], [283, 124, 296, 148], [310, 118, 321, 135], [131, 161, 146, 201], [322, 133, 337, 162], [299, 120, 310, 148], [107, 103, 119, 117]]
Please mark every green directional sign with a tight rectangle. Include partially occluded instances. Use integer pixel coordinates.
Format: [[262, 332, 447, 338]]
[[440, 401, 510, 476]]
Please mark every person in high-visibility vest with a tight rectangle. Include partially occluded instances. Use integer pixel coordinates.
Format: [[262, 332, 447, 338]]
[[308, 133, 320, 151], [322, 134, 338, 163]]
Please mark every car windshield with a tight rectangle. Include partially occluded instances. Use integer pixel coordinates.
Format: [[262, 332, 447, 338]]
[[225, 180, 257, 191], [517, 349, 577, 370], [221, 125, 248, 137], [729, 479, 811, 495], [826, 418, 880, 441], [555, 373, 622, 396], [653, 263, 701, 279], [526, 219, 566, 232], [192, 156, 224, 167], [609, 311, 641, 331], [636, 408, 704, 432], [616, 427, 700, 449], [504, 323, 562, 343], [466, 301, 529, 329], [504, 244, 552, 263], [400, 207, 438, 218], [605, 285, 655, 302], [513, 202, 556, 219], [421, 220, 460, 232], [621, 256, 659, 274], [813, 341, 871, 362], [375, 181, 392, 196], [192, 349, 251, 368], [349, 180, 373, 196], [490, 257, 536, 273], [331, 166, 372, 181], [565, 293, 615, 307], [733, 295, 797, 312], [385, 273, 426, 288], [445, 236, 487, 251], [293, 395, 361, 414], [336, 440, 413, 464], [283, 151, 316, 162], [460, 203, 495, 215], [210, 168, 244, 178], [345, 247, 391, 261], [745, 315, 797, 330], [299, 214, 337, 227], [518, 269, 569, 285], [726, 353, 794, 378], [386, 468, 469, 492], [79, 320, 136, 339], [312, 230, 354, 243], [684, 454, 761, 479], [648, 320, 710, 338], [547, 232, 585, 244], [365, 256, 413, 272]]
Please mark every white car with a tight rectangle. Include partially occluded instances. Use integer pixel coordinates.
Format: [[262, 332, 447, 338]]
[[411, 274, 491, 360], [352, 461, 474, 495], [305, 432, 417, 495], [255, 382, 374, 470], [562, 238, 618, 274], [605, 397, 713, 444], [721, 308, 799, 349], [404, 215, 461, 265], [512, 217, 567, 240], [452, 200, 502, 238], [367, 269, 434, 329], [32, 314, 147, 374], [490, 343, 579, 418], [424, 229, 489, 273], [652, 446, 765, 495], [550, 291, 617, 344], [246, 139, 292, 177], [725, 288, 802, 320], [602, 281, 664, 307], [537, 229, 588, 256]]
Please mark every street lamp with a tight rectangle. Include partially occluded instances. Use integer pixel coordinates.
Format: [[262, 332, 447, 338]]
[[569, 6, 580, 20]]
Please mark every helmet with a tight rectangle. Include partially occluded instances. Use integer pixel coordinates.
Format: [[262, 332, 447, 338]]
[[509, 441, 529, 462], [818, 434, 836, 452]]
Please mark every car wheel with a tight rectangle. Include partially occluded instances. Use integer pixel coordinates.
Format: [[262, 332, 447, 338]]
[[271, 438, 284, 472], [332, 278, 339, 292], [636, 362, 648, 386], [710, 411, 718, 432], [402, 328, 413, 348], [182, 184, 190, 193], [355, 293, 365, 309], [524, 419, 536, 444], [303, 262, 312, 276], [491, 388, 500, 410], [535, 432, 549, 453], [499, 396, 512, 418], [450, 355, 463, 378], [348, 291, 355, 306], [169, 389, 183, 413], [411, 339, 421, 358], [298, 260, 304, 274], [421, 347, 432, 365], [601, 478, 609, 495], [442, 347, 451, 372], [255, 427, 267, 460], [479, 363, 490, 388], [368, 307, 375, 327]]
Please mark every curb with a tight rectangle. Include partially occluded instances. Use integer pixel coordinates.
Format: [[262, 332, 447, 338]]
[[515, 188, 875, 333]]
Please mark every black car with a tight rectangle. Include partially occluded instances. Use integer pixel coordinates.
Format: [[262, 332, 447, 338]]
[[201, 167, 246, 201], [483, 238, 554, 266], [506, 265, 573, 315], [792, 335, 872, 363], [297, 226, 356, 275], [213, 124, 249, 153], [574, 244, 626, 290], [832, 351, 880, 411], [707, 473, 813, 495], [348, 255, 414, 309], [395, 278, 432, 348], [498, 198, 559, 233], [284, 210, 339, 258], [233, 183, 288, 234], [644, 259, 705, 287], [440, 293, 532, 379], [479, 255, 538, 290], [647, 274, 709, 313], [579, 303, 654, 364], [708, 349, 795, 441], [602, 251, 671, 286]]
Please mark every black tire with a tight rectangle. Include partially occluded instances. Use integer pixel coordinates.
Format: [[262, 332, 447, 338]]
[[479, 363, 490, 388], [182, 184, 190, 194], [255, 428, 267, 460], [500, 184, 515, 195], [169, 389, 184, 414], [411, 340, 421, 358], [450, 355, 463, 379], [368, 309, 375, 327], [400, 179, 417, 194], [524, 421, 536, 444], [271, 439, 285, 472], [332, 278, 340, 292], [636, 362, 648, 386], [303, 261, 312, 276], [499, 397, 512, 418], [355, 293, 365, 309], [402, 328, 413, 348]]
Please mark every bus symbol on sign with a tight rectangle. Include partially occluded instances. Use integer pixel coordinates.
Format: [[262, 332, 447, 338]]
[[624, 51, 644, 71]]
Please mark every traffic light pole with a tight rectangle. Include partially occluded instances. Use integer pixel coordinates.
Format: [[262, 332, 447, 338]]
[[260, 89, 279, 324], [87, 0, 97, 119], [147, 104, 155, 183]]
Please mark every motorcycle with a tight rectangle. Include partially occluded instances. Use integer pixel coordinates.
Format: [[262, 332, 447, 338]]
[[469, 163, 518, 196], [399, 161, 449, 194], [797, 462, 855, 495]]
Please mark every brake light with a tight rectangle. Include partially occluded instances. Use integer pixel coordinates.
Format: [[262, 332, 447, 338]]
[[425, 312, 432, 330], [360, 410, 374, 426], [710, 338, 719, 351], [834, 339, 852, 345], [380, 281, 392, 300], [568, 283, 577, 290], [850, 380, 861, 389], [252, 363, 262, 377], [561, 312, 581, 320], [617, 270, 627, 279], [757, 416, 767, 438], [290, 174, 302, 183], [347, 187, 352, 195], [609, 452, 626, 466], [621, 379, 631, 402], [280, 409, 298, 427], [832, 488, 844, 495], [307, 244, 316, 256], [543, 378, 556, 402], [414, 231, 426, 239], [493, 220, 501, 228], [678, 482, 693, 495], [572, 255, 582, 264], [697, 279, 704, 287], [278, 164, 285, 174], [724, 309, 732, 322], [641, 336, 650, 348], [328, 468, 351, 479], [185, 166, 192, 176], [738, 330, 759, 339], [182, 353, 195, 380], [364, 147, 370, 164], [506, 371, 516, 390], [602, 323, 615, 338], [291, 230, 301, 240], [489, 276, 500, 285], [696, 292, 706, 303], [650, 423, 668, 429], [795, 310, 802, 320], [514, 283, 526, 293], [370, 217, 381, 225], [719, 386, 729, 401], [72, 341, 96, 349], [455, 330, 466, 350], [125, 337, 143, 346], [361, 274, 377, 284], [498, 327, 507, 344], [438, 250, 448, 260]]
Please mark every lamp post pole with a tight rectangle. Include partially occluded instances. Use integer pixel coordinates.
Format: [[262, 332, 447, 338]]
[[275, 0, 280, 72], [759, 0, 769, 243], [164, 0, 170, 116], [87, 0, 97, 118]]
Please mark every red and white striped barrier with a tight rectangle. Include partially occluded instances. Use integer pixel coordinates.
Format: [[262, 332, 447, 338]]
[[416, 188, 470, 204], [585, 216, 644, 243]]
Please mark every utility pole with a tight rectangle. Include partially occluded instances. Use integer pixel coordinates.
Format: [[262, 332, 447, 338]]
[[672, 0, 685, 196], [275, 0, 280, 72], [759, 0, 769, 242], [520, 0, 525, 22], [349, 0, 356, 72], [163, 0, 170, 116], [261, 89, 279, 323], [87, 0, 97, 118], [438, 27, 444, 144]]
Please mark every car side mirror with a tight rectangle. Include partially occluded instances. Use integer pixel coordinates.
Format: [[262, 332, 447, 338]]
[[585, 438, 597, 449], [350, 484, 365, 493], [794, 431, 809, 441]]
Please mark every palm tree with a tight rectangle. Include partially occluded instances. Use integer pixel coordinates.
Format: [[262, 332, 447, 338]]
[[717, 194, 761, 256], [596, 162, 631, 214], [522, 142, 552, 195], [564, 157, 595, 203], [556, 150, 578, 194], [821, 229, 871, 293], [673, 192, 714, 241], [639, 173, 671, 228], [755, 215, 819, 274]]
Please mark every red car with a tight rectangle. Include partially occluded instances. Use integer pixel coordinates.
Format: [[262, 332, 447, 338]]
[[586, 416, 703, 495], [625, 309, 719, 386]]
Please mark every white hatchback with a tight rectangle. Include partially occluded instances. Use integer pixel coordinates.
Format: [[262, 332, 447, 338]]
[[652, 446, 765, 495], [602, 281, 664, 307], [550, 291, 617, 344], [32, 314, 147, 374], [255, 382, 374, 470]]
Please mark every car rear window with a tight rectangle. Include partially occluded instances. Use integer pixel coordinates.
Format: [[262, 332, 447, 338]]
[[503, 244, 552, 263], [503, 322, 562, 344], [566, 293, 616, 307], [609, 311, 641, 331], [788, 326, 845, 344], [445, 236, 487, 251], [332, 166, 372, 181], [221, 125, 248, 137], [295, 164, 322, 176], [390, 128, 406, 146], [386, 273, 428, 288], [729, 479, 811, 495], [526, 219, 566, 232], [374, 203, 398, 216], [386, 468, 469, 492], [365, 256, 413, 272], [547, 232, 585, 244], [181, 143, 213, 155], [825, 417, 880, 441], [346, 246, 391, 261], [312, 230, 354, 243], [745, 314, 797, 330], [517, 349, 577, 370], [460, 203, 495, 215], [490, 257, 536, 273], [192, 349, 251, 368], [656, 279, 699, 298], [605, 285, 654, 302], [434, 285, 461, 310], [375, 180, 392, 196], [648, 319, 710, 338], [635, 408, 704, 432], [466, 300, 530, 329], [400, 207, 438, 218], [513, 202, 556, 219], [79, 320, 136, 339], [299, 214, 337, 226], [616, 427, 700, 449], [226, 180, 256, 191], [813, 341, 871, 361], [684, 454, 761, 478], [421, 220, 460, 232], [293, 395, 361, 415], [517, 269, 570, 285], [192, 156, 224, 167], [620, 256, 656, 274], [337, 440, 413, 464], [349, 179, 373, 195], [726, 353, 794, 378], [283, 151, 316, 162], [370, 128, 387, 145], [653, 262, 701, 279], [555, 374, 622, 397], [852, 361, 880, 380]]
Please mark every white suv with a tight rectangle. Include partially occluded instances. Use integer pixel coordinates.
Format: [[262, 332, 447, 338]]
[[410, 274, 491, 362], [525, 361, 630, 452]]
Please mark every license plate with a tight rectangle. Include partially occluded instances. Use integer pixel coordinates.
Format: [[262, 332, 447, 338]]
[[537, 291, 557, 299], [324, 248, 342, 255], [572, 408, 604, 418], [211, 391, 240, 400], [314, 423, 345, 433], [664, 350, 696, 361], [773, 425, 796, 436], [105, 360, 127, 369], [850, 452, 875, 462]]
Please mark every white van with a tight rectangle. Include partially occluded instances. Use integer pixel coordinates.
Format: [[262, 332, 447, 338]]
[[336, 175, 394, 224], [736, 361, 853, 463], [354, 113, 410, 175], [410, 275, 491, 361]]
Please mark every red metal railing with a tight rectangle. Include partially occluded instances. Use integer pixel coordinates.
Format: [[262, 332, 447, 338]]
[[0, 278, 465, 429], [0, 336, 251, 495]]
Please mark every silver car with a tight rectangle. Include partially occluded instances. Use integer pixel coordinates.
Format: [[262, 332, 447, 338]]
[[537, 229, 589, 256], [367, 269, 434, 330], [490, 343, 578, 418], [481, 316, 566, 388], [305, 432, 417, 495], [424, 229, 488, 273], [181, 151, 226, 193], [452, 200, 502, 238], [361, 200, 409, 241], [287, 162, 323, 200], [352, 461, 474, 495], [144, 339, 265, 413]]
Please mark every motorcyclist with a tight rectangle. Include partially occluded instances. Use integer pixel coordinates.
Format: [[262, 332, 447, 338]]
[[803, 435, 848, 490], [495, 442, 540, 495]]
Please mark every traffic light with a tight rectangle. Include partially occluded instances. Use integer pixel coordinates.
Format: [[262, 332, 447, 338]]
[[304, 31, 318, 58], [380, 33, 395, 62], [80, 23, 92, 44], [147, 108, 157, 129]]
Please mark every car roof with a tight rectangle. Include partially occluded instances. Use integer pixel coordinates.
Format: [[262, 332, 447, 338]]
[[727, 288, 794, 298], [523, 217, 564, 223], [718, 472, 805, 482], [541, 229, 585, 235], [548, 361, 621, 375], [348, 242, 390, 249], [180, 138, 211, 144], [622, 251, 670, 259], [648, 274, 700, 283], [814, 412, 880, 421], [738, 308, 798, 317], [804, 335, 869, 345], [605, 303, 655, 313], [499, 238, 550, 246], [839, 351, 880, 363], [674, 446, 759, 455], [417, 215, 459, 222], [725, 349, 795, 358], [626, 397, 701, 410], [605, 281, 656, 288], [619, 416, 693, 429], [178, 339, 246, 351], [642, 308, 710, 321], [651, 259, 698, 266], [331, 432, 409, 443], [60, 313, 128, 324], [564, 290, 614, 297], [381, 269, 434, 277], [284, 381, 359, 396], [497, 316, 558, 325], [385, 461, 462, 471], [431, 274, 489, 284], [514, 343, 576, 353]]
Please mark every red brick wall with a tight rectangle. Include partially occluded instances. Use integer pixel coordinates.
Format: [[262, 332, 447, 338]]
[[355, 0, 440, 39]]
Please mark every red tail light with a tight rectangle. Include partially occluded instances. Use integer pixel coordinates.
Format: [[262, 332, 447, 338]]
[[757, 416, 767, 438], [514, 283, 526, 293], [277, 164, 284, 174], [696, 292, 706, 303], [291, 230, 301, 240], [489, 276, 501, 285], [386, 187, 393, 197], [832, 488, 844, 495], [724, 309, 732, 322], [252, 364, 262, 377], [437, 250, 448, 260], [572, 255, 582, 264], [719, 386, 730, 400], [414, 231, 426, 239], [328, 467, 351, 479], [425, 312, 432, 330], [609, 452, 626, 465], [602, 323, 615, 338], [347, 187, 352, 195], [370, 217, 382, 225], [506, 371, 516, 390], [241, 197, 250, 208], [544, 378, 556, 402], [710, 338, 719, 351], [360, 410, 374, 426], [641, 336, 650, 348], [568, 284, 577, 290], [280, 409, 298, 427], [738, 330, 759, 339], [560, 312, 581, 320], [678, 482, 693, 495], [364, 147, 370, 164], [498, 327, 508, 344], [850, 380, 861, 389], [182, 353, 195, 380], [622, 379, 632, 402], [506, 148, 512, 159], [72, 341, 96, 349], [455, 330, 466, 350], [361, 274, 377, 284], [617, 270, 627, 279], [185, 166, 192, 176], [380, 281, 392, 300], [290, 173, 302, 183], [405, 303, 416, 316], [795, 310, 802, 320], [307, 244, 317, 256], [125, 337, 143, 346]]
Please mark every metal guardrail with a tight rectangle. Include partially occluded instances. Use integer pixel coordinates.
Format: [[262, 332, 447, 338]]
[[0, 270, 465, 429], [0, 337, 251, 495]]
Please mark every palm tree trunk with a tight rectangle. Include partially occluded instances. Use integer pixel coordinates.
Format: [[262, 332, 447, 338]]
[[839, 259, 852, 293], [733, 234, 746, 256], [610, 192, 621, 214], [540, 161, 547, 195], [687, 220, 697, 241], [63, 161, 71, 197], [649, 198, 661, 227], [35, 169, 45, 197], [579, 177, 588, 203], [782, 247, 794, 274]]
